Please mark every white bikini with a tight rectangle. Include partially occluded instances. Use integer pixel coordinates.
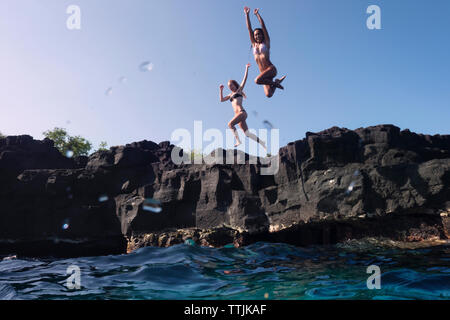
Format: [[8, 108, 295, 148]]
[[253, 43, 269, 55]]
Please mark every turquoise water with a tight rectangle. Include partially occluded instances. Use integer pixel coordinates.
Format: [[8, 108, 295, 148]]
[[0, 240, 449, 300]]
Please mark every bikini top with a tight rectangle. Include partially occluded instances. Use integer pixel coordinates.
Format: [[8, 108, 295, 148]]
[[253, 43, 269, 55], [230, 93, 243, 102]]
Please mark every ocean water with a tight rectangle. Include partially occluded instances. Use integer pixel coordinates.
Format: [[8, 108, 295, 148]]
[[0, 239, 449, 300]]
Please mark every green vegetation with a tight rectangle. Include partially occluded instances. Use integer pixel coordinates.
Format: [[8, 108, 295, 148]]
[[0, 131, 5, 138], [97, 141, 109, 152], [43, 127, 92, 157]]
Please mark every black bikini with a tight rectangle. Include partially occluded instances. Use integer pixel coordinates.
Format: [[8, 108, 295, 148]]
[[230, 93, 243, 102]]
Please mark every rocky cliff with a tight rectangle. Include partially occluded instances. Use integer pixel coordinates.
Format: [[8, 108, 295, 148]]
[[0, 125, 449, 257]]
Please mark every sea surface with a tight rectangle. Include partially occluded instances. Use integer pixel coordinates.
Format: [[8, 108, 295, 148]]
[[0, 239, 449, 300]]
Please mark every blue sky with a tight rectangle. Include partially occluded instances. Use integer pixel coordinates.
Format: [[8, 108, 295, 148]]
[[1, 0, 449, 151]]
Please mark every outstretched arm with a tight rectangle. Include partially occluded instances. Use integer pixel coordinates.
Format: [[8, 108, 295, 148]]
[[219, 85, 230, 102], [239, 64, 251, 90], [244, 7, 255, 44], [254, 9, 270, 45]]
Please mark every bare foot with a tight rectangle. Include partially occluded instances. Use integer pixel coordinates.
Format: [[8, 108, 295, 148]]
[[274, 78, 284, 90]]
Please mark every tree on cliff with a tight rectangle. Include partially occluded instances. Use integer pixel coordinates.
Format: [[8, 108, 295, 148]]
[[0, 131, 5, 138], [43, 127, 92, 157], [97, 141, 109, 151]]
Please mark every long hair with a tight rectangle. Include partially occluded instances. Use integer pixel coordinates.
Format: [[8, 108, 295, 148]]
[[229, 80, 247, 99]]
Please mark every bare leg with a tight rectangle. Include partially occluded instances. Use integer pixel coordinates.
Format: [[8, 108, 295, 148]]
[[264, 85, 276, 98], [274, 75, 286, 88], [228, 112, 247, 147], [238, 121, 267, 150], [265, 75, 286, 98], [245, 130, 267, 150], [231, 128, 241, 147], [255, 66, 282, 88], [255, 66, 283, 98]]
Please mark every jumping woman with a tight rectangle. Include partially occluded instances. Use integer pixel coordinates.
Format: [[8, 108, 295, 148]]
[[244, 6, 285, 98], [220, 63, 267, 150]]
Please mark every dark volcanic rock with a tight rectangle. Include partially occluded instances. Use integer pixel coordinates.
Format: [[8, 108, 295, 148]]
[[0, 125, 449, 257], [0, 135, 74, 194]]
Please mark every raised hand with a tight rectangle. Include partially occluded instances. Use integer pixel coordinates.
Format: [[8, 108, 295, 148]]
[[244, 6, 250, 15], [220, 84, 224, 90], [246, 63, 251, 68], [254, 8, 259, 15]]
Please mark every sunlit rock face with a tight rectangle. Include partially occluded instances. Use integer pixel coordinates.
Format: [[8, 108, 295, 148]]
[[0, 124, 449, 257]]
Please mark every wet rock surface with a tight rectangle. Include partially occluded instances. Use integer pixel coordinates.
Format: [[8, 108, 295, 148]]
[[0, 124, 449, 257]]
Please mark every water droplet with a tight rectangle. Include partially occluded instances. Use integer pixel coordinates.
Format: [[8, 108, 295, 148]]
[[105, 87, 113, 96], [263, 120, 274, 130], [139, 61, 154, 72], [62, 219, 70, 230], [118, 76, 127, 84], [346, 181, 356, 194], [66, 150, 74, 158], [143, 198, 162, 213], [98, 195, 109, 202], [184, 239, 196, 246]]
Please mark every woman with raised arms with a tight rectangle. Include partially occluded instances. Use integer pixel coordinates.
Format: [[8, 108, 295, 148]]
[[220, 63, 266, 150], [244, 6, 285, 98]]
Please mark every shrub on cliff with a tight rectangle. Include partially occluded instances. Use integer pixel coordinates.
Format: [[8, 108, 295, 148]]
[[43, 128, 109, 157], [97, 141, 109, 152], [43, 127, 92, 157]]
